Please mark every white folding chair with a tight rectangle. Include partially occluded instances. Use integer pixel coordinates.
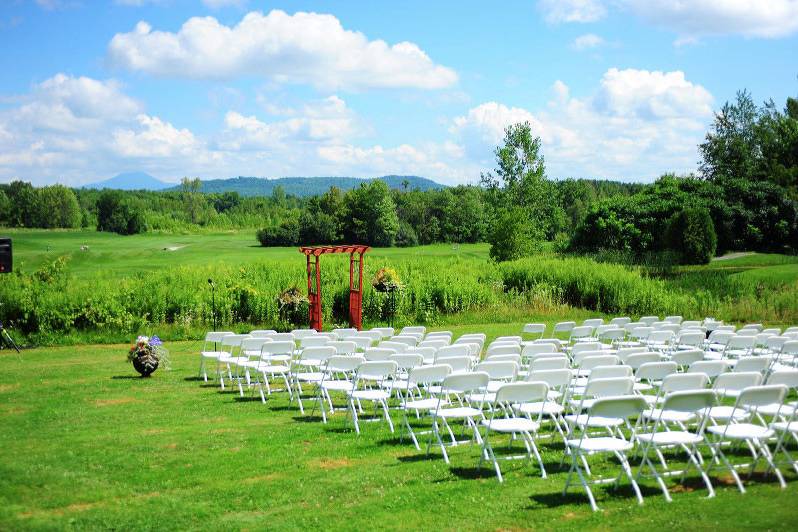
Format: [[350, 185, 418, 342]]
[[391, 335, 420, 348], [343, 336, 373, 352], [346, 360, 398, 434], [300, 336, 331, 349], [552, 321, 576, 339], [706, 384, 789, 492], [198, 331, 234, 381], [519, 368, 573, 440], [379, 340, 408, 353], [635, 390, 717, 501], [639, 316, 659, 326], [523, 323, 546, 339], [610, 317, 632, 327], [290, 345, 337, 414], [318, 355, 364, 423], [671, 349, 705, 369], [418, 339, 448, 350], [563, 395, 647, 512], [530, 356, 569, 371], [399, 364, 452, 450], [370, 327, 395, 339], [249, 329, 277, 338], [479, 382, 549, 481], [665, 315, 683, 325], [364, 347, 397, 361], [427, 372, 489, 463], [216, 334, 250, 390], [733, 357, 769, 374], [291, 328, 318, 339]]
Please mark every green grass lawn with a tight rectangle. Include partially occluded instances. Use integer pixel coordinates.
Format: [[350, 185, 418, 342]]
[[2, 324, 798, 530], [5, 228, 490, 278]]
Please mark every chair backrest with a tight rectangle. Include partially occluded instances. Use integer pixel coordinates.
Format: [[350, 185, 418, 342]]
[[553, 321, 576, 334], [241, 337, 271, 354], [343, 336, 373, 351], [389, 353, 424, 370], [635, 361, 678, 381], [597, 327, 625, 340], [408, 364, 451, 386], [580, 355, 620, 371], [494, 335, 522, 344], [316, 332, 339, 340], [390, 335, 419, 348], [681, 320, 702, 329], [425, 330, 453, 340], [571, 343, 602, 356], [589, 365, 633, 380], [357, 330, 383, 343], [485, 354, 522, 365], [325, 354, 365, 373], [527, 368, 572, 390], [584, 377, 634, 397], [781, 340, 798, 355], [708, 330, 734, 344], [485, 344, 521, 358], [418, 339, 448, 350], [328, 340, 357, 355], [687, 360, 728, 378], [436, 344, 471, 359], [713, 371, 762, 392], [733, 357, 769, 373], [766, 336, 788, 352], [736, 328, 759, 337], [676, 331, 705, 347], [400, 326, 426, 336], [639, 316, 659, 326], [332, 328, 358, 338], [264, 340, 295, 356], [617, 347, 647, 362], [356, 360, 398, 381], [610, 317, 631, 327], [743, 323, 764, 332], [530, 356, 569, 371], [494, 381, 549, 404], [204, 331, 234, 343], [441, 371, 489, 394], [767, 369, 798, 389], [671, 349, 705, 367], [435, 355, 471, 373], [474, 360, 518, 381], [523, 323, 546, 335], [661, 372, 709, 393], [572, 350, 606, 366], [378, 341, 408, 353], [737, 384, 787, 409], [370, 327, 395, 339], [457, 332, 486, 342], [583, 318, 604, 328], [624, 322, 645, 334], [659, 389, 716, 414], [664, 315, 683, 324], [221, 334, 249, 350], [298, 345, 337, 363], [625, 352, 662, 370], [408, 346, 436, 364], [570, 325, 594, 339], [589, 395, 647, 419], [364, 347, 397, 361], [629, 326, 654, 340], [522, 343, 557, 357], [271, 332, 295, 343], [300, 336, 331, 348], [291, 329, 318, 339], [249, 329, 276, 338], [783, 326, 798, 335], [648, 330, 674, 344]]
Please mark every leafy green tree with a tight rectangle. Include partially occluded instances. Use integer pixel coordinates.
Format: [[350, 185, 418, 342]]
[[755, 97, 798, 197], [489, 207, 542, 262], [343, 180, 399, 246], [395, 220, 419, 247], [181, 177, 206, 224], [3, 181, 37, 227], [699, 90, 760, 183], [0, 190, 9, 225], [33, 185, 81, 228], [666, 207, 717, 264], [96, 190, 145, 235]]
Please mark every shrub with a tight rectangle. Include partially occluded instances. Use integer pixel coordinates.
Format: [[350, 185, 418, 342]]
[[488, 208, 542, 262], [666, 207, 717, 264]]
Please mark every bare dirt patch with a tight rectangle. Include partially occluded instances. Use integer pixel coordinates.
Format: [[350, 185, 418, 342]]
[[0, 383, 20, 393], [310, 457, 354, 470]]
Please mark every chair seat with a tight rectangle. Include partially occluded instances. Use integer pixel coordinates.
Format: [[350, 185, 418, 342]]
[[564, 414, 625, 428], [700, 406, 749, 421], [321, 380, 353, 391], [643, 408, 696, 424], [707, 423, 774, 440], [481, 417, 539, 433], [349, 389, 390, 401], [514, 401, 564, 416], [749, 403, 796, 417], [201, 351, 225, 359], [257, 364, 289, 374], [637, 431, 703, 445], [772, 421, 798, 433], [434, 406, 483, 418], [466, 392, 496, 404], [220, 356, 248, 365], [566, 436, 633, 452], [295, 372, 324, 383]]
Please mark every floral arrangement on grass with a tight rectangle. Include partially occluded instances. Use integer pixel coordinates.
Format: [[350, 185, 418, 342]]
[[372, 267, 403, 293], [277, 286, 309, 325], [127, 335, 169, 377]]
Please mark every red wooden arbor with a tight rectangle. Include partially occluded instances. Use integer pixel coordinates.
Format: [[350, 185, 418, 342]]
[[299, 245, 370, 331]]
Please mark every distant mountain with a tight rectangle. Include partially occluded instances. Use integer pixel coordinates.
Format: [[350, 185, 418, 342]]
[[84, 172, 172, 191], [174, 175, 446, 197]]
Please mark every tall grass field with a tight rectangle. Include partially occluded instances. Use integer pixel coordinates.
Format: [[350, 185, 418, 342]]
[[1, 229, 797, 346]]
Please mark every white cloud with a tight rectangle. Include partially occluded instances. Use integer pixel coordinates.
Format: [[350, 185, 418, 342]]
[[624, 0, 798, 39], [107, 10, 458, 90], [540, 0, 798, 39], [537, 0, 607, 23], [572, 33, 604, 50], [452, 68, 714, 181], [112, 115, 200, 158]]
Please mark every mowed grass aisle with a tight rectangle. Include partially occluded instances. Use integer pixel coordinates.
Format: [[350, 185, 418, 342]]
[[1, 330, 798, 530]]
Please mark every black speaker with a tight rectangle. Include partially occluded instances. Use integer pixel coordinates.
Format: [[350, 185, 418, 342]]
[[0, 238, 11, 274]]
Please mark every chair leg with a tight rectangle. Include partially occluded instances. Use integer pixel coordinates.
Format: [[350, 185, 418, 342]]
[[618, 452, 644, 505], [381, 400, 395, 433]]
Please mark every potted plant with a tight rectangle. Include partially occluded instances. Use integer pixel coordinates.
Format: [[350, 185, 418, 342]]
[[277, 286, 309, 326], [127, 335, 169, 377], [372, 268, 403, 325]]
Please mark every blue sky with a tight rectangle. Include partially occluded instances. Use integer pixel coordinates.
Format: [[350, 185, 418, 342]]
[[1, 0, 797, 186]]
